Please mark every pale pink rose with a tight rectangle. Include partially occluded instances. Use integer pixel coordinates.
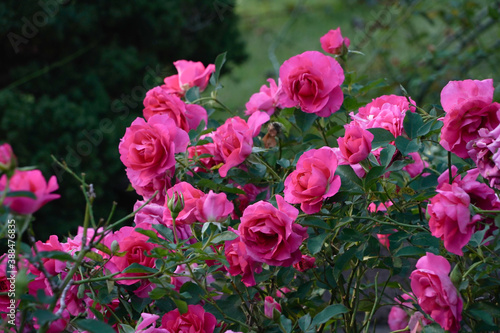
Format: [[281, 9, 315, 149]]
[[163, 182, 205, 226], [0, 143, 16, 171], [440, 79, 500, 158], [351, 95, 416, 138], [195, 190, 234, 223], [63, 227, 104, 256], [161, 304, 216, 333], [119, 115, 189, 187], [136, 313, 169, 333], [320, 27, 350, 55], [338, 123, 374, 164], [239, 195, 308, 267], [284, 147, 341, 214], [279, 50, 344, 117], [410, 253, 463, 333], [467, 124, 500, 189], [403, 152, 429, 178], [104, 226, 158, 285], [134, 200, 165, 225], [293, 255, 316, 272], [225, 233, 263, 287], [212, 112, 270, 178], [245, 78, 281, 116], [0, 169, 60, 215], [143, 86, 207, 132], [162, 60, 215, 96], [264, 296, 282, 318]]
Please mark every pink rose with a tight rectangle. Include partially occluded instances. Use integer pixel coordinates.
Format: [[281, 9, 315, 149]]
[[162, 60, 215, 96], [388, 294, 413, 332], [231, 183, 269, 218], [337, 123, 374, 164], [163, 182, 204, 226], [245, 78, 281, 116], [0, 143, 16, 171], [293, 255, 316, 272], [320, 27, 350, 55], [134, 200, 165, 225], [0, 169, 60, 215], [212, 112, 270, 177], [195, 190, 234, 223], [264, 296, 282, 318], [238, 195, 308, 267], [136, 313, 168, 333], [32, 235, 67, 276], [410, 253, 463, 333], [188, 140, 222, 173], [119, 115, 190, 187], [279, 50, 344, 117], [440, 79, 500, 158], [161, 304, 216, 333], [350, 95, 416, 138], [225, 233, 263, 287], [403, 152, 429, 178], [143, 86, 207, 132], [105, 226, 158, 285], [284, 147, 341, 214], [130, 172, 172, 205], [467, 124, 500, 189]]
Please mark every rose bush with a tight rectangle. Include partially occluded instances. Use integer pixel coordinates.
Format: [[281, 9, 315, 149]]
[[2, 26, 500, 333]]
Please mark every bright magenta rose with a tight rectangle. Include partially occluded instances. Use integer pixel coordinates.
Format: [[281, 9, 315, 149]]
[[293, 255, 316, 272], [320, 27, 350, 55], [350, 95, 416, 138], [279, 50, 344, 117], [225, 232, 263, 287], [0, 143, 16, 172], [238, 195, 308, 267], [0, 169, 60, 215], [161, 304, 216, 333], [195, 190, 234, 223], [105, 226, 158, 285], [337, 123, 374, 164], [143, 86, 207, 132], [162, 60, 215, 96], [163, 182, 205, 226], [440, 79, 500, 158], [119, 115, 190, 187], [244, 78, 281, 116], [284, 147, 341, 214], [410, 253, 463, 333], [212, 112, 270, 177]]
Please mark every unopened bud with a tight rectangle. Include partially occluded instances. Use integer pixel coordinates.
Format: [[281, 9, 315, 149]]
[[450, 263, 462, 287], [167, 192, 185, 220], [110, 240, 120, 254], [0, 143, 17, 175]]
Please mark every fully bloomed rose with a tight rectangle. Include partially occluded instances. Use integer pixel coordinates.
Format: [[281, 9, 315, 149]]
[[245, 78, 281, 116], [440, 79, 500, 158], [279, 50, 344, 117], [337, 123, 374, 164], [143, 86, 207, 132], [160, 304, 216, 333], [284, 147, 341, 214], [238, 195, 308, 267], [119, 115, 190, 188], [320, 27, 350, 55], [0, 169, 60, 215], [195, 190, 234, 223], [163, 182, 205, 226], [162, 60, 215, 96], [350, 95, 416, 138], [212, 112, 270, 177], [410, 253, 463, 333]]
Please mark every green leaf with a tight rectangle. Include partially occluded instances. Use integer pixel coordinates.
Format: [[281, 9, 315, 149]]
[[294, 108, 318, 133], [185, 86, 200, 103], [180, 282, 204, 305], [85, 251, 105, 263], [395, 136, 420, 156], [209, 52, 227, 87], [122, 263, 158, 274], [277, 266, 294, 286], [311, 304, 348, 327], [173, 298, 189, 314], [367, 128, 395, 148], [336, 165, 363, 188], [298, 313, 312, 332], [421, 323, 445, 332], [338, 228, 364, 242], [300, 216, 331, 230], [153, 224, 174, 242], [119, 324, 136, 333], [33, 309, 58, 327], [6, 190, 36, 199], [395, 246, 426, 257], [364, 166, 387, 186], [211, 231, 238, 244], [403, 111, 424, 139], [277, 158, 291, 168], [308, 233, 329, 255], [75, 319, 116, 333], [280, 315, 293, 333], [379, 145, 396, 167], [37, 251, 75, 262]]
